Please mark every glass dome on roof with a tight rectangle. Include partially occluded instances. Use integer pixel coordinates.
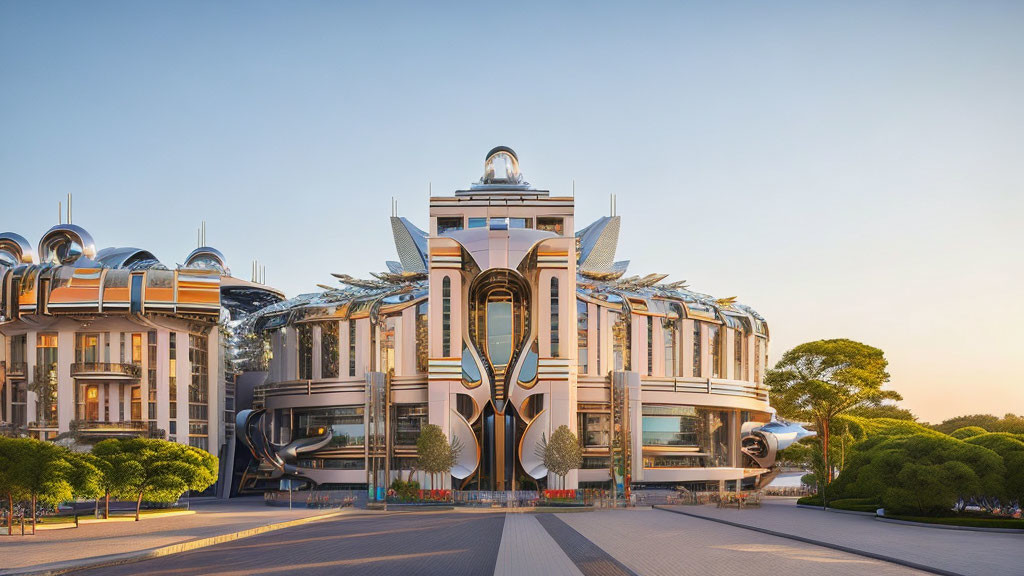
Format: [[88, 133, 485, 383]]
[[482, 147, 522, 185]]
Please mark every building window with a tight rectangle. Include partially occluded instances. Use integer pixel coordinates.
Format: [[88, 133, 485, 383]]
[[298, 323, 313, 380], [395, 403, 428, 446], [577, 300, 588, 374], [82, 385, 99, 421], [596, 307, 602, 374], [641, 405, 730, 467], [647, 318, 653, 376], [169, 333, 177, 421], [663, 319, 677, 377], [734, 330, 744, 381], [131, 386, 142, 421], [416, 301, 429, 373], [321, 322, 339, 379], [692, 322, 702, 377], [754, 338, 762, 383], [442, 277, 451, 357], [35, 333, 58, 427], [132, 333, 143, 364], [188, 333, 209, 450], [348, 321, 356, 377], [708, 324, 722, 379], [468, 217, 487, 228], [611, 311, 630, 372], [579, 411, 611, 448], [75, 333, 100, 365], [550, 277, 560, 357], [147, 331, 157, 420], [380, 319, 395, 375], [129, 274, 144, 314], [536, 217, 564, 236], [509, 217, 532, 229], [293, 406, 365, 448], [436, 217, 463, 235]]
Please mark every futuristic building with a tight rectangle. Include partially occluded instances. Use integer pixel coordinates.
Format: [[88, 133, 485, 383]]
[[239, 147, 810, 494], [0, 223, 283, 492]]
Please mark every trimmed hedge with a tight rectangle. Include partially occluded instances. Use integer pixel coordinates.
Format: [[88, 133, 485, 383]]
[[886, 514, 1024, 530]]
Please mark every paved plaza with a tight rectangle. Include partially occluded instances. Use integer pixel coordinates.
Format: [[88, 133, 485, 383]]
[[0, 497, 350, 572], [3, 498, 1020, 576]]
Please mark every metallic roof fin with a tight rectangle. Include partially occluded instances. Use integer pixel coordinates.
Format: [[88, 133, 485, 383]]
[[576, 215, 621, 275], [390, 216, 428, 273]]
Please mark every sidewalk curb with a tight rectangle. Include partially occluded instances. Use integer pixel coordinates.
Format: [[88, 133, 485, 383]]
[[0, 509, 353, 576], [652, 505, 966, 576]]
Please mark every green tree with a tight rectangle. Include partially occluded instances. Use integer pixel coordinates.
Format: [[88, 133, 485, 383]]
[[931, 413, 1024, 435], [766, 339, 900, 484], [964, 433, 1024, 505], [8, 438, 74, 532], [65, 452, 102, 522], [849, 404, 917, 421], [415, 424, 460, 490], [92, 439, 142, 519], [110, 438, 217, 521], [537, 425, 583, 489], [0, 437, 32, 535]]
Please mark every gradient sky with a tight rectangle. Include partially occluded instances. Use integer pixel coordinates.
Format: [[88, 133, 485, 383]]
[[2, 1, 1021, 423]]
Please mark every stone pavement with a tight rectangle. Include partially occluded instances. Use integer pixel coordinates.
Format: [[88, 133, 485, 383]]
[[495, 513, 583, 576], [660, 498, 1023, 576], [0, 496, 342, 571], [71, 511, 506, 576], [557, 508, 930, 576]]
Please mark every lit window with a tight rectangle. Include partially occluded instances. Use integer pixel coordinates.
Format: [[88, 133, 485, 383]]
[[537, 217, 564, 235]]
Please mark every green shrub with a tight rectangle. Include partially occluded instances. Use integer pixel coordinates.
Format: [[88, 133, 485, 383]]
[[950, 426, 988, 439], [827, 433, 1006, 516], [827, 498, 880, 512], [797, 495, 822, 506], [389, 479, 420, 502]]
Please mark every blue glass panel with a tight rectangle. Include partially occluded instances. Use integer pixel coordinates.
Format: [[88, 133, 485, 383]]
[[517, 346, 538, 384], [461, 346, 481, 384]]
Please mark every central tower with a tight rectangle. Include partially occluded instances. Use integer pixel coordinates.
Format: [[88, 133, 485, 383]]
[[426, 147, 577, 490]]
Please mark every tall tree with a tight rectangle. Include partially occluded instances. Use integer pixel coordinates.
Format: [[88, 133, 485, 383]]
[[766, 339, 899, 484], [537, 425, 583, 490], [65, 452, 102, 522], [415, 424, 459, 490]]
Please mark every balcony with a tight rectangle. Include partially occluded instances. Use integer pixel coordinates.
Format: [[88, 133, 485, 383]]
[[3, 361, 27, 378], [70, 362, 142, 380], [74, 420, 155, 438]]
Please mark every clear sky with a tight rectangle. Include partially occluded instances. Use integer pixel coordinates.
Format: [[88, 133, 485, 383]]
[[2, 1, 1021, 423]]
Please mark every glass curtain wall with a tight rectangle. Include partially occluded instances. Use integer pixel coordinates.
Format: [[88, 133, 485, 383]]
[[35, 333, 58, 426], [641, 405, 730, 467], [293, 406, 365, 448]]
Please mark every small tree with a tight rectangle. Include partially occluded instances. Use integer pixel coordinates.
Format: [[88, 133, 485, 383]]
[[537, 425, 583, 490], [416, 424, 459, 490], [9, 438, 73, 532], [92, 439, 141, 519], [112, 438, 217, 520], [0, 437, 31, 535], [766, 339, 899, 485], [65, 452, 102, 522]]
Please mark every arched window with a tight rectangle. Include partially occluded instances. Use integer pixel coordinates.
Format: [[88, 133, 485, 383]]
[[550, 277, 560, 357], [442, 277, 451, 357]]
